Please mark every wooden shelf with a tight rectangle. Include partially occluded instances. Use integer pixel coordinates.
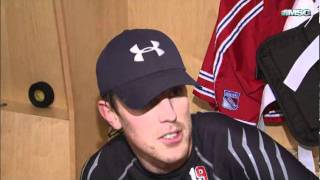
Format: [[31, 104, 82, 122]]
[[0, 99, 69, 120]]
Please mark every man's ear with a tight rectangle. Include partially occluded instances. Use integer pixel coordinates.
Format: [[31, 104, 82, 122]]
[[98, 100, 122, 130]]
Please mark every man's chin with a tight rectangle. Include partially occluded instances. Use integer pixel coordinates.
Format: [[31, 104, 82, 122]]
[[156, 151, 190, 173], [160, 145, 190, 164]]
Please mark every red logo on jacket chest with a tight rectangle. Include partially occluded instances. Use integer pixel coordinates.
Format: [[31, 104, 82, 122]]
[[189, 166, 208, 180]]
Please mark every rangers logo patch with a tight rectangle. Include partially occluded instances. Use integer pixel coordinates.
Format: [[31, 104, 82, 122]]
[[222, 90, 240, 110], [189, 166, 208, 180]]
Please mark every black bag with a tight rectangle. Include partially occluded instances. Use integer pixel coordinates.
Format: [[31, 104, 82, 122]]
[[256, 13, 319, 146]]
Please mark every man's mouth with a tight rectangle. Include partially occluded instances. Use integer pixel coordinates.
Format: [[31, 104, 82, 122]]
[[162, 132, 179, 139], [159, 130, 183, 145]]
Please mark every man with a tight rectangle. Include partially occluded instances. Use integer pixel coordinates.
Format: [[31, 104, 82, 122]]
[[81, 29, 317, 180]]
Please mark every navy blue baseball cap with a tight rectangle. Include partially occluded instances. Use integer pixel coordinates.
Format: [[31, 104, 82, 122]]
[[96, 29, 197, 109]]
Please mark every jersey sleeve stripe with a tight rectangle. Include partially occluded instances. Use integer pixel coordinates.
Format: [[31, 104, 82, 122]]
[[199, 70, 214, 83], [118, 158, 137, 180], [274, 142, 289, 180], [213, 1, 264, 81], [263, 113, 284, 118], [241, 128, 261, 180], [193, 89, 216, 105], [199, 70, 214, 78], [87, 151, 102, 180], [258, 131, 275, 180], [227, 129, 250, 179], [194, 86, 216, 98], [199, 74, 214, 83], [215, 0, 250, 41]]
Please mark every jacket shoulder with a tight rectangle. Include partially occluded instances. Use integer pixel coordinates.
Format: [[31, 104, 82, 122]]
[[80, 134, 135, 180]]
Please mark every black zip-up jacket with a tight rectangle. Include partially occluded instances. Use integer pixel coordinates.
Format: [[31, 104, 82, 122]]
[[81, 112, 317, 180]]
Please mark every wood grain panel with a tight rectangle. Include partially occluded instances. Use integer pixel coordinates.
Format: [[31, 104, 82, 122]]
[[1, 0, 67, 110], [53, 0, 76, 179], [61, 0, 128, 177], [266, 124, 298, 150], [128, 0, 219, 60], [1, 110, 70, 180]]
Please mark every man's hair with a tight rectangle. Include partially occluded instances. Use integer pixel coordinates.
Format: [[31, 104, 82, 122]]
[[102, 91, 118, 114], [102, 91, 123, 138]]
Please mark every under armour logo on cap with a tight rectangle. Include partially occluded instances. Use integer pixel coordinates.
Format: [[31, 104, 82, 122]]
[[130, 40, 165, 62]]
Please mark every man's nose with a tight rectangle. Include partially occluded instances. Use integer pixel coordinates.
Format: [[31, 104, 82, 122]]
[[156, 98, 177, 123]]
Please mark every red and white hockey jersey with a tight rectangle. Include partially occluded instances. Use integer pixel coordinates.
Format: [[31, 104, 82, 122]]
[[193, 0, 293, 125]]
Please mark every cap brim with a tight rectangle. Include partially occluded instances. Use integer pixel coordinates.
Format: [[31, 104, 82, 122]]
[[113, 69, 197, 109]]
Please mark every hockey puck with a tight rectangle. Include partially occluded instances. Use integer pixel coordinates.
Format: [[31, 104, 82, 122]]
[[28, 81, 54, 108]]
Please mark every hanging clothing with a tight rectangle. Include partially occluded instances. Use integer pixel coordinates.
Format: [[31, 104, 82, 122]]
[[193, 0, 293, 125]]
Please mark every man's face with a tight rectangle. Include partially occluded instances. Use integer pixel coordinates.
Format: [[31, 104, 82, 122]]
[[115, 86, 192, 174]]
